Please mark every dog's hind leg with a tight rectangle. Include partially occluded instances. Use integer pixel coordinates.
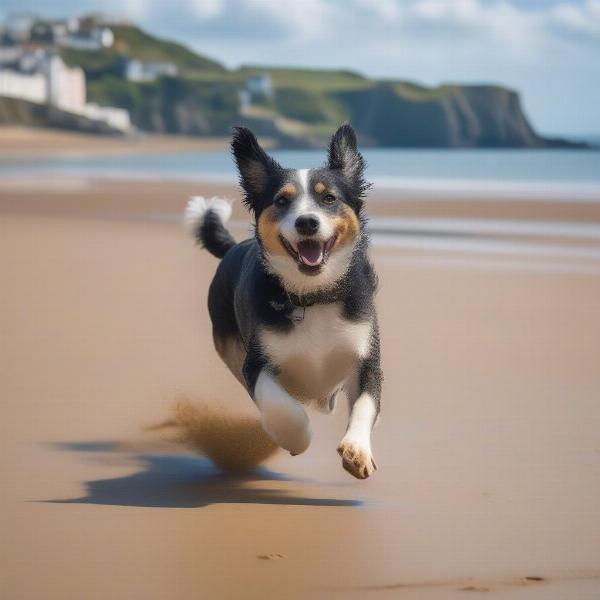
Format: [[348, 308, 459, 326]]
[[213, 334, 246, 386]]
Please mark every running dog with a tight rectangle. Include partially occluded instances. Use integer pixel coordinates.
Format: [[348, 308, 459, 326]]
[[185, 124, 382, 479]]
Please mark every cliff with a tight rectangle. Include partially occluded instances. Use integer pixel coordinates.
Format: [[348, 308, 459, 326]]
[[1, 24, 586, 149], [333, 82, 582, 148]]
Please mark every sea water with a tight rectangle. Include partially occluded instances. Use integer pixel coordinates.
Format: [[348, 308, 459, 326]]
[[2, 148, 600, 199]]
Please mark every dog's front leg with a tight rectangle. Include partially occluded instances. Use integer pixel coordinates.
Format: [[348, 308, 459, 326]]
[[243, 348, 311, 455], [338, 345, 382, 479]]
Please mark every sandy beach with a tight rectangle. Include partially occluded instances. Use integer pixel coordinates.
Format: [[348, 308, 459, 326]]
[[2, 139, 600, 599], [0, 126, 235, 158]]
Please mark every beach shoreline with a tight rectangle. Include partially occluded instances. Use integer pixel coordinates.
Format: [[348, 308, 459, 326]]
[[2, 176, 600, 221], [2, 126, 599, 209]]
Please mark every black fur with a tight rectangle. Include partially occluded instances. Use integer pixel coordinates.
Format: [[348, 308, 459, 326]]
[[231, 126, 286, 216], [327, 124, 372, 210]]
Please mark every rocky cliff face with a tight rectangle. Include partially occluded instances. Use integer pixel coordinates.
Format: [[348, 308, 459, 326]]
[[335, 84, 578, 148], [0, 97, 123, 134]]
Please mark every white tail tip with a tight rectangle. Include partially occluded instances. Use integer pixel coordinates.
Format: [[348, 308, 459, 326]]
[[184, 196, 232, 234]]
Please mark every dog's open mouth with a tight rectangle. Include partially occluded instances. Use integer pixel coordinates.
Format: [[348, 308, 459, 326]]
[[280, 236, 337, 271]]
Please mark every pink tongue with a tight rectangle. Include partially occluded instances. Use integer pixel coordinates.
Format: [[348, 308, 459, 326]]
[[297, 240, 323, 266]]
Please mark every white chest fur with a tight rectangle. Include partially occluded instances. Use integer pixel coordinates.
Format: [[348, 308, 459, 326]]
[[260, 303, 372, 405]]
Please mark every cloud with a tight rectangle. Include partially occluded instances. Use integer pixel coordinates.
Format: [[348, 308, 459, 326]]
[[550, 0, 600, 38], [144, 0, 599, 68], [188, 0, 224, 19]]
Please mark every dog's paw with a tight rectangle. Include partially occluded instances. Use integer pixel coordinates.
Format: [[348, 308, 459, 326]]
[[259, 395, 311, 456], [337, 439, 377, 479], [262, 413, 311, 456]]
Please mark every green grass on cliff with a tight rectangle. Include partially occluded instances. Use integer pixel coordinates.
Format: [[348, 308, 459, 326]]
[[110, 26, 224, 73], [61, 25, 224, 76]]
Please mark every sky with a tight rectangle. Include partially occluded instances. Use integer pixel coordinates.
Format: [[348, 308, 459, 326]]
[[1, 0, 599, 135]]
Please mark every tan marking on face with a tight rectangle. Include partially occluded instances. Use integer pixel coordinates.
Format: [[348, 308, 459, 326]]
[[331, 206, 360, 248], [314, 182, 326, 194], [278, 183, 297, 199], [257, 205, 287, 256]]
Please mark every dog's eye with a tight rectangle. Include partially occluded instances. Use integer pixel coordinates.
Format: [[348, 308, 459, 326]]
[[323, 194, 336, 204], [274, 196, 288, 208]]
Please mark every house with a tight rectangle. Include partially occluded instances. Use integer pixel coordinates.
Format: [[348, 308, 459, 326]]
[[44, 52, 86, 113], [125, 59, 178, 82], [0, 50, 131, 132], [82, 103, 130, 131], [0, 68, 46, 104], [0, 52, 85, 112], [246, 74, 273, 100], [56, 27, 114, 51], [18, 48, 47, 74]]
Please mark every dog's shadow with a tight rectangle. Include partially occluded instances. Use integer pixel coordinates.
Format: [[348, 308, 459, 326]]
[[47, 441, 361, 509]]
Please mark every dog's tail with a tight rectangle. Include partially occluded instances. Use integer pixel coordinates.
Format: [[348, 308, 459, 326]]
[[184, 196, 236, 259]]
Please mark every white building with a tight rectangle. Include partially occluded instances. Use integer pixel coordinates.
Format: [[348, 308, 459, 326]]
[[82, 103, 130, 131], [56, 27, 114, 51], [18, 48, 47, 74], [0, 52, 131, 132], [238, 89, 251, 111], [0, 69, 46, 103], [246, 74, 273, 99], [125, 59, 178, 82], [44, 53, 86, 113], [0, 53, 85, 112]]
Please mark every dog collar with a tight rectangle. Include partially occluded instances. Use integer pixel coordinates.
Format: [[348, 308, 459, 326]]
[[286, 292, 316, 308], [285, 284, 344, 308]]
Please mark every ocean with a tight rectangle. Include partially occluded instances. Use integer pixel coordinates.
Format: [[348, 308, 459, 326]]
[[3, 148, 600, 201], [3, 146, 600, 273]]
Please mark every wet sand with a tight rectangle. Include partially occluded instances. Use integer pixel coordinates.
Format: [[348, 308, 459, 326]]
[[3, 177, 600, 223], [1, 178, 600, 599]]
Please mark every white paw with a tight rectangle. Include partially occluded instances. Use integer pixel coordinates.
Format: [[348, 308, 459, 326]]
[[261, 408, 311, 456], [337, 437, 377, 479]]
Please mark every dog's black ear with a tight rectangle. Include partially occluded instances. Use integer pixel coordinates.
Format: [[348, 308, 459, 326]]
[[327, 124, 369, 198], [231, 127, 281, 211], [328, 124, 362, 178]]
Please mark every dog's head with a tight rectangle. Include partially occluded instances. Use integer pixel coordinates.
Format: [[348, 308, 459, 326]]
[[232, 124, 370, 293]]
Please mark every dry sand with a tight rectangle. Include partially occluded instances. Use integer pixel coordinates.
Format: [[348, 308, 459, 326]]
[[0, 126, 234, 158], [1, 176, 600, 599]]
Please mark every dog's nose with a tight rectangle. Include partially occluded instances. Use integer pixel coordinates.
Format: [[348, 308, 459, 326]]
[[295, 214, 320, 236]]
